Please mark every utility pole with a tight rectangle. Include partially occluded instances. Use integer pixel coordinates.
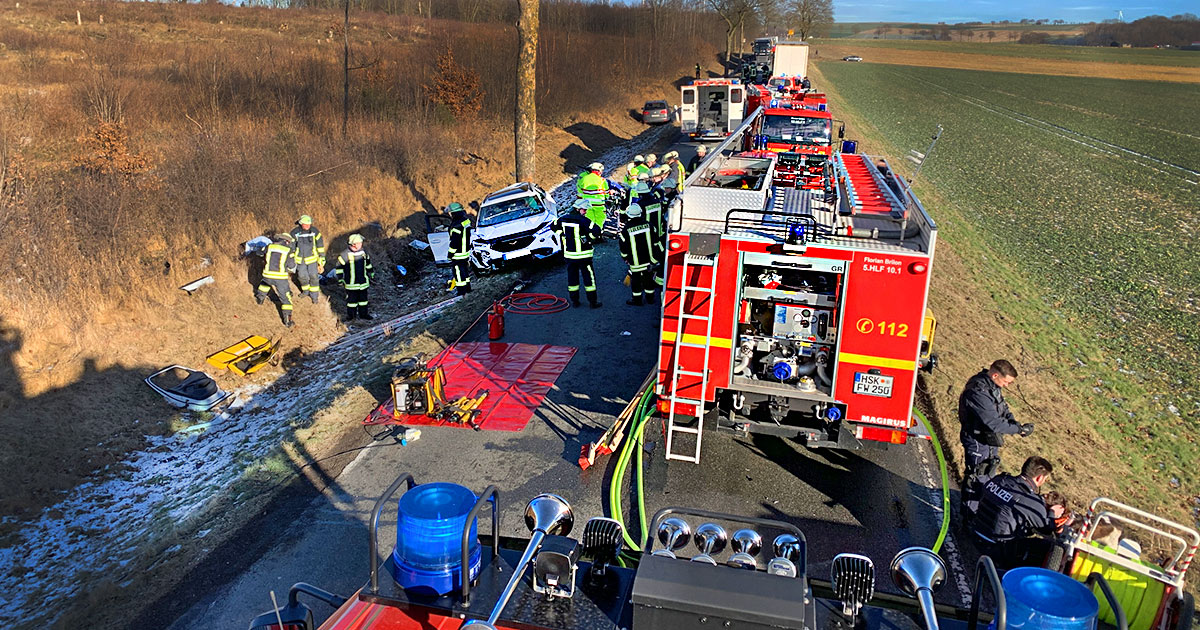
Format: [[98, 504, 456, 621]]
[[515, 0, 538, 181], [343, 0, 350, 137]]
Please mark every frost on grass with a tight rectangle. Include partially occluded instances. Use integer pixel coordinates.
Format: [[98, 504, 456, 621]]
[[0, 123, 676, 627]]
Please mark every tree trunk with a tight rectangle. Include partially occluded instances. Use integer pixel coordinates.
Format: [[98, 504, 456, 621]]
[[515, 0, 538, 182], [343, 0, 350, 137]]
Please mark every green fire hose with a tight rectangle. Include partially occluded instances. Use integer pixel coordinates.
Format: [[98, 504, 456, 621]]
[[914, 407, 951, 554]]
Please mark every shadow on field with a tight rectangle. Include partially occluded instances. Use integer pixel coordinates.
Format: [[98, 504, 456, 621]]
[[560, 122, 624, 174]]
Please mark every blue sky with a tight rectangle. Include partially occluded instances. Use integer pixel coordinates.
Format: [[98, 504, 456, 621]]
[[833, 0, 1195, 23]]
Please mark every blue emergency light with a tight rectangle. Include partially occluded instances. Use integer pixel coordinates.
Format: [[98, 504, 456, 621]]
[[787, 223, 807, 244], [391, 482, 482, 595], [1001, 567, 1099, 630]]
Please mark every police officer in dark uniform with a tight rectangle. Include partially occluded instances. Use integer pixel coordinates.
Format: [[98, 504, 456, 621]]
[[972, 456, 1064, 571], [556, 199, 602, 308], [959, 359, 1034, 509]]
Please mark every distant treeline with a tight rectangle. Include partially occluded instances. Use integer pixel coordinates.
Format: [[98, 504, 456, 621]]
[[1082, 14, 1200, 48]]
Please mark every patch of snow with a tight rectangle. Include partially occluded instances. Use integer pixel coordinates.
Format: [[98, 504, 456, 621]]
[[0, 124, 679, 628]]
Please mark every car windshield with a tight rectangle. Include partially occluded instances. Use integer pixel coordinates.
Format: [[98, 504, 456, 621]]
[[477, 196, 544, 227], [768, 78, 790, 89], [762, 114, 831, 145]]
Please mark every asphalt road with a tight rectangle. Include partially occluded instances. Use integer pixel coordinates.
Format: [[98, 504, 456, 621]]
[[168, 140, 974, 630]]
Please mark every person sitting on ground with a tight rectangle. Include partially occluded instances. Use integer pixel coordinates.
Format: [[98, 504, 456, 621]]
[[1042, 490, 1076, 533], [971, 455, 1065, 571]]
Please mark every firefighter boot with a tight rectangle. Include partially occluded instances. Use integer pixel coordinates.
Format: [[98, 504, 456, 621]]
[[283, 312, 294, 328], [456, 285, 471, 296], [645, 291, 656, 305], [569, 290, 581, 307], [310, 292, 320, 305], [359, 304, 374, 321], [255, 293, 266, 306], [626, 295, 643, 307], [344, 306, 358, 322], [587, 291, 601, 309]]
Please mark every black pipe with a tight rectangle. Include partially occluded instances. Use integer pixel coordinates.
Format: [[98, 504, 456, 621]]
[[838, 223, 922, 240]]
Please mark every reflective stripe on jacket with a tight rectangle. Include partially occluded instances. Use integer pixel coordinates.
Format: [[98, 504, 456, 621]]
[[576, 171, 609, 205], [290, 226, 326, 264], [262, 243, 296, 280], [336, 249, 374, 290], [448, 218, 473, 260], [619, 217, 656, 272], [557, 214, 598, 260]]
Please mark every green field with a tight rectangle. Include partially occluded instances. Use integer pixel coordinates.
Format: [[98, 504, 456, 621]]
[[817, 61, 1200, 499], [814, 38, 1200, 67]]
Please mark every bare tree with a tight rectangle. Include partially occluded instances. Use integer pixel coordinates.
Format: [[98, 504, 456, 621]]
[[706, 0, 773, 70], [515, 0, 537, 181], [783, 0, 833, 41]]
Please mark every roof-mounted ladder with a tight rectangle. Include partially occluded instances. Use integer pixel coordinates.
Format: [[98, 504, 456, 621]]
[[665, 252, 718, 464]]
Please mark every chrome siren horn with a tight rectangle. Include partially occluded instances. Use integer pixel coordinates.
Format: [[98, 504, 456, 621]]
[[767, 533, 803, 578], [890, 547, 947, 630], [691, 523, 728, 565], [727, 528, 762, 570], [652, 517, 692, 559], [462, 494, 574, 630]]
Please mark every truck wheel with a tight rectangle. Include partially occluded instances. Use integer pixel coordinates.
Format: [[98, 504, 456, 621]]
[[1044, 542, 1067, 573], [1173, 591, 1195, 630]]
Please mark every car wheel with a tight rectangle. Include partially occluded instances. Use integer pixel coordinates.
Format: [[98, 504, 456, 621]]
[[1172, 591, 1195, 630]]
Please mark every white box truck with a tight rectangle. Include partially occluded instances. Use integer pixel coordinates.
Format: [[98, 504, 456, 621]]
[[772, 41, 810, 78]]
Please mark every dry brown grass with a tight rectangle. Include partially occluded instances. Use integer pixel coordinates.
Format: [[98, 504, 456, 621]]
[[0, 0, 716, 518], [817, 43, 1200, 83]]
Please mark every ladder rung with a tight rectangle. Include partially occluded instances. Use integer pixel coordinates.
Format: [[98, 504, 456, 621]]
[[682, 285, 713, 292], [679, 314, 710, 320], [666, 453, 701, 463], [684, 255, 716, 265], [668, 397, 704, 406], [675, 369, 706, 377], [668, 426, 701, 435]]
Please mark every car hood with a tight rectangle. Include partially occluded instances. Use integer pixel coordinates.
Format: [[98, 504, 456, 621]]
[[475, 212, 554, 240]]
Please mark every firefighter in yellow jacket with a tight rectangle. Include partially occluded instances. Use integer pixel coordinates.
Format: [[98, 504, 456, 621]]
[[576, 162, 610, 230], [335, 234, 375, 321], [289, 214, 326, 304], [256, 233, 298, 328], [447, 202, 473, 295]]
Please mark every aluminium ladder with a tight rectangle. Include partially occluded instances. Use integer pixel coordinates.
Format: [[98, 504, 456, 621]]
[[665, 252, 719, 464]]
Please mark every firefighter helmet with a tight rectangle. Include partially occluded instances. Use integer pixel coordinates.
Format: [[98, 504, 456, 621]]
[[348, 234, 364, 245], [298, 214, 313, 225], [588, 162, 604, 172], [625, 203, 643, 218]]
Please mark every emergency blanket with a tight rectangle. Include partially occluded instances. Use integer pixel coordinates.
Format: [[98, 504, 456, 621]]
[[364, 342, 576, 432]]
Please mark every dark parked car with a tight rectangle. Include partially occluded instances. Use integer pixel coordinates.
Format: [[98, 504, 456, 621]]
[[641, 100, 672, 124]]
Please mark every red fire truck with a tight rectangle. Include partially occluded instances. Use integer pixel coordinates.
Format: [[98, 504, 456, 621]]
[[744, 85, 835, 189], [657, 108, 937, 463]]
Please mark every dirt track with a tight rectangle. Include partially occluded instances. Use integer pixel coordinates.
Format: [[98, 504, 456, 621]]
[[817, 43, 1200, 83]]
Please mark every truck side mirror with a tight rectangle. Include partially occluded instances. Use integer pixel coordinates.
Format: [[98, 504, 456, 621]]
[[838, 124, 846, 139]]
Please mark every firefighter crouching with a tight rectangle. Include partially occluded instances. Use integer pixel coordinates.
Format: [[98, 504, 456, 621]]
[[557, 199, 602, 309], [576, 162, 610, 231], [290, 214, 326, 304], [619, 203, 657, 306], [447, 202, 473, 296], [256, 233, 298, 328], [971, 455, 1065, 571], [336, 233, 375, 321]]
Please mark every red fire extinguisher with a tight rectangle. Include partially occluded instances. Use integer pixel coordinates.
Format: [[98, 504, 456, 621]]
[[487, 301, 505, 340]]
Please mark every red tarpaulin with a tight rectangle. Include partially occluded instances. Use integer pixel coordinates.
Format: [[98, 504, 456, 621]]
[[364, 343, 576, 432]]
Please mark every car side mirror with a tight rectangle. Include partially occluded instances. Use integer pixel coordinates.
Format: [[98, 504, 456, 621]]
[[469, 200, 481, 212]]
